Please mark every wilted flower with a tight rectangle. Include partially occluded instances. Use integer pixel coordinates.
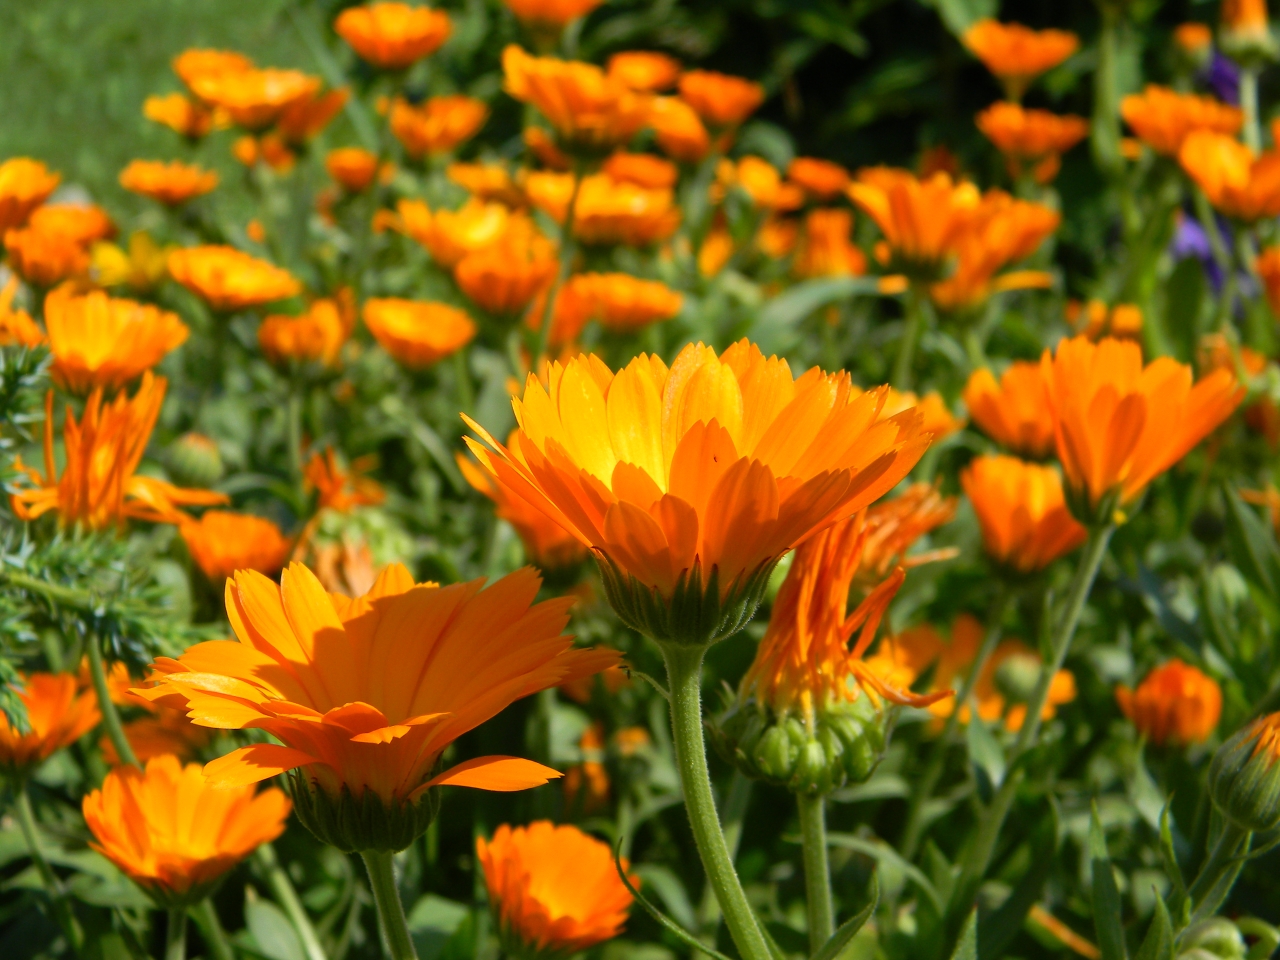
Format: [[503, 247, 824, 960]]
[[258, 299, 347, 368], [181, 510, 293, 581], [389, 95, 488, 159], [1116, 659, 1222, 747], [847, 168, 980, 278], [326, 147, 381, 192], [0, 672, 100, 778], [794, 209, 867, 279], [304, 447, 386, 513], [787, 157, 851, 200], [168, 245, 302, 311], [857, 480, 958, 577], [334, 3, 452, 70], [478, 822, 635, 956], [143, 93, 215, 139], [603, 151, 679, 189], [186, 67, 321, 130], [119, 159, 218, 206], [648, 96, 711, 163], [962, 19, 1079, 100], [961, 455, 1086, 573], [963, 361, 1055, 458], [976, 103, 1088, 183], [678, 70, 764, 129], [362, 298, 476, 368], [83, 755, 290, 907], [1179, 130, 1280, 221], [607, 51, 681, 92], [0, 157, 60, 233], [1121, 86, 1243, 156]]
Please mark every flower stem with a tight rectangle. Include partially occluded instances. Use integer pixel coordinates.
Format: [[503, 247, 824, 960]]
[[695, 770, 752, 953], [892, 284, 929, 391], [362, 850, 418, 960], [533, 163, 584, 363], [660, 643, 772, 960], [86, 631, 138, 769], [167, 908, 188, 960], [15, 787, 82, 953], [1173, 821, 1252, 927], [1192, 189, 1236, 331], [797, 791, 834, 953], [190, 899, 235, 960], [256, 843, 328, 960], [1091, 3, 1124, 180], [1241, 68, 1262, 154], [287, 376, 305, 481]]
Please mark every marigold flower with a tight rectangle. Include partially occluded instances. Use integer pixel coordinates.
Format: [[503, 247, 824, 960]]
[[1120, 86, 1243, 156], [0, 276, 44, 348], [168, 245, 302, 311], [182, 510, 293, 581], [173, 48, 255, 90], [648, 96, 711, 163], [718, 156, 804, 210], [277, 87, 349, 145], [119, 159, 218, 206], [527, 172, 681, 246], [1221, 0, 1277, 60], [976, 102, 1088, 181], [564, 724, 610, 811], [11, 374, 227, 530], [1072, 300, 1144, 341], [962, 19, 1079, 100], [91, 231, 173, 293], [0, 157, 60, 233], [395, 198, 510, 268], [961, 455, 1086, 573], [503, 46, 650, 154], [794, 209, 867, 279], [1258, 246, 1280, 317], [678, 70, 764, 129], [258, 299, 347, 367], [187, 67, 321, 131], [44, 284, 189, 394], [603, 151, 679, 189], [83, 755, 290, 907], [759, 216, 799, 259], [857, 480, 958, 577], [1116, 659, 1222, 747], [503, 0, 603, 30], [447, 162, 526, 206], [304, 447, 386, 513], [454, 219, 558, 316], [787, 157, 851, 200], [363, 298, 476, 369], [524, 126, 573, 170], [142, 563, 619, 851], [144, 93, 215, 139], [326, 147, 379, 192], [464, 341, 932, 643], [607, 51, 681, 92], [847, 168, 981, 278], [0, 672, 100, 778], [233, 133, 297, 172], [31, 204, 116, 246], [104, 706, 213, 766], [698, 220, 734, 276], [568, 272, 683, 333], [390, 95, 488, 159], [1179, 130, 1280, 221], [1041, 336, 1243, 522], [478, 822, 634, 956], [335, 3, 452, 70], [4, 226, 89, 286], [963, 361, 1054, 458], [1176, 22, 1214, 54]]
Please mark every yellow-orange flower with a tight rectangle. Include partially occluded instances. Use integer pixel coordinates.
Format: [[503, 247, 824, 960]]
[[454, 219, 558, 316], [395, 198, 511, 268], [4, 225, 89, 287], [447, 162, 527, 207], [503, 0, 603, 28], [876, 388, 963, 443], [649, 96, 711, 162], [717, 156, 804, 211], [1176, 23, 1214, 54], [181, 510, 293, 581], [278, 88, 349, 145], [0, 157, 60, 233], [187, 67, 321, 130], [258, 299, 347, 367], [976, 102, 1088, 181], [327, 148, 381, 192], [304, 447, 386, 513], [91, 231, 173, 293], [1179, 130, 1280, 221], [1221, 0, 1276, 56], [787, 157, 851, 200], [11, 374, 228, 530], [503, 45, 650, 153], [607, 51, 681, 92], [141, 564, 619, 846], [44, 284, 189, 394], [362, 298, 476, 368], [847, 168, 981, 277], [83, 755, 290, 907], [961, 455, 1086, 573], [526, 172, 681, 246], [119, 159, 219, 206], [144, 93, 215, 139], [563, 723, 610, 812], [0, 672, 100, 777], [678, 70, 764, 129], [173, 48, 255, 90], [335, 3, 452, 70], [1040, 336, 1243, 520], [168, 245, 302, 311], [464, 341, 932, 639], [29, 204, 115, 246], [962, 19, 1079, 100], [232, 133, 296, 172], [1121, 86, 1243, 156], [1258, 246, 1280, 317], [794, 209, 867, 279], [524, 126, 573, 170], [566, 272, 683, 333], [478, 822, 634, 955], [0, 276, 44, 348], [390, 95, 488, 158], [856, 481, 957, 578], [1116, 659, 1222, 747], [603, 151, 679, 189], [963, 361, 1054, 458], [1071, 300, 1144, 341]]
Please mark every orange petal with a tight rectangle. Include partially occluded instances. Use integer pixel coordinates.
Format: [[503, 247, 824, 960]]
[[202, 743, 320, 786], [417, 755, 562, 795]]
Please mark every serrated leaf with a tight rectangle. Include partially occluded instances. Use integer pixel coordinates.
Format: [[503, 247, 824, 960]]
[[1091, 802, 1128, 960]]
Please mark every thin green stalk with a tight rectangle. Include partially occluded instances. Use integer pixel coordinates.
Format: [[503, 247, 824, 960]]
[[1172, 821, 1251, 927], [1091, 4, 1124, 180], [660, 643, 772, 960], [892, 284, 929, 391], [190, 899, 235, 960], [452, 349, 475, 417], [256, 843, 328, 960], [167, 908, 189, 960], [798, 791, 834, 953], [1241, 69, 1262, 154], [694, 770, 752, 955], [287, 376, 304, 481], [534, 164, 584, 362], [86, 631, 138, 769], [1192, 189, 1237, 331], [362, 850, 418, 960], [15, 788, 82, 954]]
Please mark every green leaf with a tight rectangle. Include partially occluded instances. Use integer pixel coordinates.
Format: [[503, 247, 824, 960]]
[[951, 909, 979, 960], [826, 833, 943, 914], [812, 873, 880, 960], [924, 0, 997, 37], [752, 276, 884, 352], [1158, 803, 1188, 904], [1165, 257, 1206, 362], [1223, 487, 1280, 596], [632, 864, 697, 930], [246, 897, 306, 960], [1091, 802, 1128, 960], [980, 801, 1060, 960], [612, 843, 735, 960], [1133, 894, 1172, 960], [966, 713, 1006, 790]]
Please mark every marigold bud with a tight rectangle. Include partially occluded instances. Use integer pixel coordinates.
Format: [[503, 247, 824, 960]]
[[167, 432, 224, 487], [1209, 712, 1280, 832], [1178, 919, 1247, 960]]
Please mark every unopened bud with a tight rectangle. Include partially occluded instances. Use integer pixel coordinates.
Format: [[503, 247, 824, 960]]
[[1209, 712, 1280, 832], [1177, 919, 1246, 960], [167, 432, 224, 488]]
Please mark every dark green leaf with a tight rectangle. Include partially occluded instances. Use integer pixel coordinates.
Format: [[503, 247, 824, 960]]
[[951, 909, 978, 960], [1158, 803, 1187, 904], [812, 873, 880, 960], [980, 801, 1059, 960], [1133, 894, 1172, 960], [1223, 487, 1280, 597], [1091, 801, 1128, 960]]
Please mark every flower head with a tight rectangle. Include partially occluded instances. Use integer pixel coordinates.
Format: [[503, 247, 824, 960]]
[[174, 49, 255, 90], [390, 95, 488, 159], [1221, 0, 1277, 60], [478, 822, 634, 957], [603, 151, 679, 189], [1116, 659, 1222, 747], [144, 93, 215, 139], [448, 162, 527, 206], [44, 285, 189, 394], [857, 480, 958, 577], [0, 672, 100, 778], [794, 209, 867, 279], [141, 563, 619, 851], [847, 168, 981, 278], [607, 51, 681, 92], [335, 3, 452, 70], [1071, 300, 1144, 341], [962, 19, 1079, 100], [4, 225, 89, 287], [567, 273, 682, 333], [1210, 712, 1280, 831], [277, 88, 349, 145], [362, 298, 476, 368], [304, 447, 386, 513], [258, 299, 347, 367], [1258, 246, 1280, 318], [1121, 86, 1243, 156], [30, 204, 116, 246], [1041, 336, 1243, 522], [961, 455, 1086, 573], [168, 245, 302, 311], [395, 198, 511, 268], [83, 755, 290, 907], [1176, 23, 1214, 56], [454, 218, 557, 316], [976, 103, 1088, 182], [327, 148, 381, 192], [0, 157, 60, 233], [0, 276, 44, 348], [678, 70, 764, 129], [648, 96, 711, 162], [120, 159, 219, 206], [526, 172, 680, 246], [187, 67, 321, 130], [91, 231, 173, 293], [1179, 130, 1280, 221], [787, 157, 851, 200], [963, 361, 1054, 458], [182, 510, 293, 581]]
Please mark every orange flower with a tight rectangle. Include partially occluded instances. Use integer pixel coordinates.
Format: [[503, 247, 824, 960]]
[[1041, 336, 1243, 521], [568, 272, 683, 333], [717, 156, 804, 210], [104, 707, 213, 766], [173, 48, 255, 90], [1116, 659, 1222, 747], [1258, 246, 1280, 317], [258, 298, 347, 367], [847, 168, 981, 277], [976, 102, 1088, 181], [526, 172, 681, 246], [334, 3, 452, 70], [963, 361, 1054, 458], [302, 448, 385, 514], [447, 162, 527, 206], [83, 755, 290, 906], [503, 45, 650, 153], [962, 19, 1079, 100], [4, 226, 88, 287], [119, 159, 218, 206], [0, 157, 60, 233], [44, 285, 189, 394], [277, 88, 350, 145], [30, 204, 115, 246], [1179, 130, 1280, 221], [1176, 23, 1214, 54], [0, 276, 44, 348], [11, 374, 227, 530], [759, 216, 799, 259], [856, 481, 957, 578], [524, 126, 573, 170], [698, 219, 735, 276], [648, 96, 711, 163], [327, 147, 380, 192], [794, 209, 867, 279], [187, 67, 321, 130], [607, 51, 681, 92], [503, 0, 604, 29], [478, 822, 634, 955], [168, 245, 302, 311], [464, 341, 932, 642], [1121, 86, 1243, 156], [141, 564, 619, 850], [1221, 0, 1276, 57], [389, 95, 488, 158], [91, 231, 173, 293], [181, 510, 293, 581], [678, 70, 764, 129], [1072, 300, 1144, 341], [787, 157, 851, 200], [362, 298, 476, 368], [395, 198, 511, 268], [603, 151, 679, 189], [144, 93, 215, 139], [876, 388, 963, 443], [961, 455, 1086, 573], [0, 672, 100, 777], [454, 219, 558, 316], [563, 723, 610, 812]]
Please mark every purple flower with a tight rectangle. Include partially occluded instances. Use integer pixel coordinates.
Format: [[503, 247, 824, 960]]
[[1171, 212, 1223, 290], [1202, 52, 1241, 105]]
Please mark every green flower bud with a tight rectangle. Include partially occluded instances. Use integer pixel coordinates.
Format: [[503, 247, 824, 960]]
[[288, 770, 441, 853], [1209, 712, 1280, 832], [1177, 919, 1247, 960], [167, 432, 224, 488], [994, 651, 1041, 704]]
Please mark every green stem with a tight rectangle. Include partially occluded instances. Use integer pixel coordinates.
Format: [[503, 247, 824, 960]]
[[15, 788, 82, 954], [534, 163, 584, 362], [361, 850, 418, 960], [695, 770, 752, 950], [190, 899, 235, 960], [1193, 189, 1236, 332], [287, 376, 304, 481], [256, 843, 328, 960], [1173, 821, 1251, 928], [1091, 4, 1124, 180], [798, 791, 834, 953], [167, 908, 188, 960], [1241, 69, 1262, 154], [86, 631, 138, 769], [660, 643, 772, 960], [452, 348, 475, 417], [893, 284, 929, 391]]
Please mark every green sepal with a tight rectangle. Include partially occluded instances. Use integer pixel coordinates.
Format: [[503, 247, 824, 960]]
[[288, 771, 441, 853]]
